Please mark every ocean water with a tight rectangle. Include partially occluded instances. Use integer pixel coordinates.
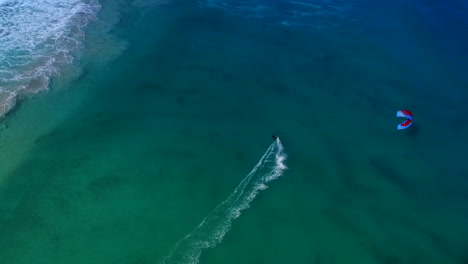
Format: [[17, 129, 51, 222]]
[[0, 0, 100, 116], [0, 0, 467, 263]]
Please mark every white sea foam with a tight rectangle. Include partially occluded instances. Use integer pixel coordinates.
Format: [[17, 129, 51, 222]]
[[0, 0, 100, 117], [160, 139, 287, 264]]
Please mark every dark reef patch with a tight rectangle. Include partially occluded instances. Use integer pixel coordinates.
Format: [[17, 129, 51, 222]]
[[369, 157, 414, 195]]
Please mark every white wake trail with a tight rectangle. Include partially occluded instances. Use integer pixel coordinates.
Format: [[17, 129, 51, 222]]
[[160, 138, 287, 264]]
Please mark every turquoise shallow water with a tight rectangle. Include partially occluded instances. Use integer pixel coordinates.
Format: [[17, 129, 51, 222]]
[[0, 0, 467, 263]]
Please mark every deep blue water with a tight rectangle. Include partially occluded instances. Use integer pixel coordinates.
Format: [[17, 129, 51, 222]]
[[0, 0, 467, 263]]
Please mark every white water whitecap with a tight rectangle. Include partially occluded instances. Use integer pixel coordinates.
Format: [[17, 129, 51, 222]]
[[0, 0, 100, 117]]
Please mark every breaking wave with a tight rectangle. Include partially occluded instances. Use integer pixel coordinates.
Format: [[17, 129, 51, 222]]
[[0, 0, 100, 117]]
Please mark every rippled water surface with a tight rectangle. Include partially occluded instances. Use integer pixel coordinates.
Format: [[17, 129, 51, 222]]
[[0, 0, 467, 263]]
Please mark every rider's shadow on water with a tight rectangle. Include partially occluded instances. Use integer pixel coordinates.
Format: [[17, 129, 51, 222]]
[[404, 124, 419, 137]]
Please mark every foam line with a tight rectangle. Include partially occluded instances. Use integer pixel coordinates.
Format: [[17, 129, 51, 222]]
[[160, 139, 287, 264], [0, 0, 100, 117]]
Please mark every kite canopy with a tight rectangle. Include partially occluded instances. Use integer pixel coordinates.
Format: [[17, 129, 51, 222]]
[[396, 110, 413, 130]]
